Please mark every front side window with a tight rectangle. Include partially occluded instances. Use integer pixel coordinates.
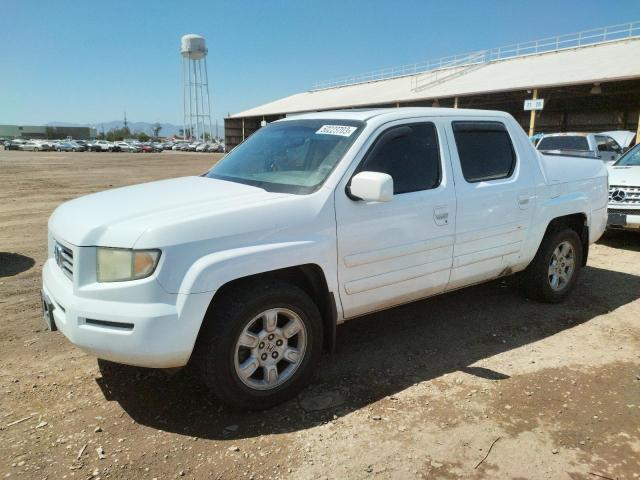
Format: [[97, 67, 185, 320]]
[[207, 119, 364, 194], [595, 136, 611, 152], [356, 123, 441, 194], [606, 137, 622, 153], [452, 121, 516, 182]]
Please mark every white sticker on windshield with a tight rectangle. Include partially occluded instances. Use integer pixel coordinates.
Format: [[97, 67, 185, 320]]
[[316, 125, 357, 137]]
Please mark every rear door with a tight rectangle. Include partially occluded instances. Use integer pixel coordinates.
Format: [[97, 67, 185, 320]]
[[335, 119, 456, 319], [445, 119, 535, 290]]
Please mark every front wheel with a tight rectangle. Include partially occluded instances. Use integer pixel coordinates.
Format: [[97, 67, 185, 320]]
[[198, 282, 323, 410], [521, 228, 582, 303]]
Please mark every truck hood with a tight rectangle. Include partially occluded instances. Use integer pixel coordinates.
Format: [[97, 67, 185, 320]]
[[49, 176, 290, 247], [607, 165, 640, 186]]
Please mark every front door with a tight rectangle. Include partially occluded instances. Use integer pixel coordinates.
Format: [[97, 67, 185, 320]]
[[335, 119, 456, 319]]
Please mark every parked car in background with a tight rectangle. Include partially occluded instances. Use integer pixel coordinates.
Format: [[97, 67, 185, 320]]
[[607, 143, 640, 232], [536, 132, 623, 164], [42, 108, 608, 409], [74, 140, 89, 149], [600, 130, 636, 151], [39, 141, 55, 151], [151, 143, 164, 152], [5, 139, 25, 150], [55, 142, 77, 152], [69, 141, 87, 152], [19, 141, 44, 151], [195, 142, 210, 152], [115, 142, 141, 153], [89, 140, 114, 152], [140, 144, 153, 153]]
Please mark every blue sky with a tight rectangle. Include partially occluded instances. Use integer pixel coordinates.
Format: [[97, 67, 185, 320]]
[[1, 0, 636, 126]]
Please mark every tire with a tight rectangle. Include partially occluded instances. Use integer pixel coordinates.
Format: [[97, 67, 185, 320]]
[[56, 148, 61, 152], [34, 147, 39, 152], [521, 228, 582, 303], [72, 148, 77, 152], [198, 281, 323, 410]]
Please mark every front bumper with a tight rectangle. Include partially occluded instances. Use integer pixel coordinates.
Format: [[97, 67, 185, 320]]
[[42, 259, 212, 368]]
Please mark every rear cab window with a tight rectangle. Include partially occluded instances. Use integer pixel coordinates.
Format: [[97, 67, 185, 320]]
[[451, 121, 516, 183], [537, 135, 590, 151]]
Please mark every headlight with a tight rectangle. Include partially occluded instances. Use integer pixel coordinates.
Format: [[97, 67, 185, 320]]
[[96, 248, 161, 282]]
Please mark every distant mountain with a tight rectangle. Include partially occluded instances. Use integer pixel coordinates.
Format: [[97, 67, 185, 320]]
[[47, 121, 224, 138]]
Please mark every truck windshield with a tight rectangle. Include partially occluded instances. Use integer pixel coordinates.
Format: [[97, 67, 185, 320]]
[[614, 144, 640, 166], [206, 119, 364, 194], [537, 136, 590, 151]]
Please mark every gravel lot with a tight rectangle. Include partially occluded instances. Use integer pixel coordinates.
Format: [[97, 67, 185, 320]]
[[1, 150, 639, 480]]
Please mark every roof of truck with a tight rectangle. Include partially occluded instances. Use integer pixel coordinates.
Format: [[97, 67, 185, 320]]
[[278, 107, 511, 122]]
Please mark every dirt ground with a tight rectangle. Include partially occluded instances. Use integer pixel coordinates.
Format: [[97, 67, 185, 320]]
[[0, 149, 639, 480]]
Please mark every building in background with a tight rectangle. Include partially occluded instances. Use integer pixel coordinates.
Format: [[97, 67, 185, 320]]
[[0, 124, 97, 140], [225, 21, 640, 151]]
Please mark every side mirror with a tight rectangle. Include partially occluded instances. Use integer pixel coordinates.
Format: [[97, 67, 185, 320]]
[[349, 171, 393, 202]]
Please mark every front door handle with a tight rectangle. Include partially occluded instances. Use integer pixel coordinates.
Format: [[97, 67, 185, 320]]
[[433, 206, 449, 226]]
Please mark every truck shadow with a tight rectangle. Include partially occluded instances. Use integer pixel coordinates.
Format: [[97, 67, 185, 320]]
[[95, 265, 640, 440], [598, 230, 640, 252]]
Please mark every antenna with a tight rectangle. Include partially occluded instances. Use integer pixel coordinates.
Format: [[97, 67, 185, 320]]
[[181, 34, 213, 142]]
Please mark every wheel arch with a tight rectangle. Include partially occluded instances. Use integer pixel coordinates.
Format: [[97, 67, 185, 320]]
[[192, 264, 337, 362], [542, 212, 589, 266]]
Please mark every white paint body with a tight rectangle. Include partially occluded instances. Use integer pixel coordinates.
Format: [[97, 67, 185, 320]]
[[42, 108, 608, 368]]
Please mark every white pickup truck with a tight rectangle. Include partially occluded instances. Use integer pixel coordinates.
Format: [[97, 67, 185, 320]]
[[42, 108, 608, 409]]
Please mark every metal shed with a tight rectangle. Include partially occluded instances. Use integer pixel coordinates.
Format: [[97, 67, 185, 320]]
[[225, 22, 640, 151]]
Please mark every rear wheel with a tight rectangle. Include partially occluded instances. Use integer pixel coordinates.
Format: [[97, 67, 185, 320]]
[[521, 228, 582, 303], [198, 282, 323, 410]]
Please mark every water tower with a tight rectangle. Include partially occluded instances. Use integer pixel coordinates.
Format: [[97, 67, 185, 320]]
[[181, 34, 213, 141]]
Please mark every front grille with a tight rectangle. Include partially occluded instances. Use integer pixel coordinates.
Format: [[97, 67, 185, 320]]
[[609, 185, 640, 205], [608, 208, 640, 216], [54, 241, 74, 280]]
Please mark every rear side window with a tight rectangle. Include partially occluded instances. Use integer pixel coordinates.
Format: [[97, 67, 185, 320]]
[[358, 123, 441, 194], [452, 122, 516, 183]]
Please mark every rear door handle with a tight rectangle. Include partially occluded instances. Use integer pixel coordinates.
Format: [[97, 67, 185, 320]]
[[518, 194, 531, 210], [433, 206, 449, 226]]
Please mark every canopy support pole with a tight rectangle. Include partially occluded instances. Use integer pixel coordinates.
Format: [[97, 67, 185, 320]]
[[528, 89, 538, 137]]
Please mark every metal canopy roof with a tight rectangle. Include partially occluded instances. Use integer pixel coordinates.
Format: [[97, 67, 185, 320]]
[[231, 38, 640, 119]]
